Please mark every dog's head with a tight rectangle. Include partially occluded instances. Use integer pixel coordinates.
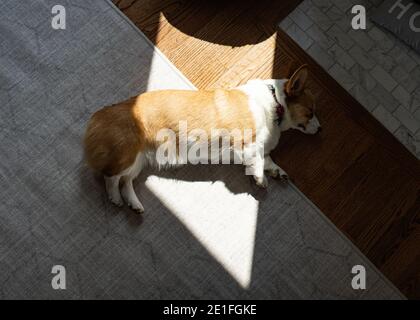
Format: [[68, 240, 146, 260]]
[[283, 65, 321, 135]]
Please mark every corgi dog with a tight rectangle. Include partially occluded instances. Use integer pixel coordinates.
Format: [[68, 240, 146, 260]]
[[84, 65, 320, 213]]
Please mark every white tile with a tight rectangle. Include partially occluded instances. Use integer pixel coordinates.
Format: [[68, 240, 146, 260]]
[[306, 24, 335, 49], [327, 44, 355, 70], [306, 5, 334, 31], [392, 85, 411, 110], [325, 5, 351, 32], [372, 105, 401, 133], [411, 66, 420, 83], [390, 46, 417, 73], [394, 126, 420, 157], [286, 23, 314, 50], [407, 49, 420, 66], [367, 26, 395, 52], [289, 8, 314, 31], [391, 66, 417, 93], [350, 64, 376, 91], [370, 65, 397, 91], [393, 106, 420, 134], [308, 43, 334, 70], [329, 63, 355, 91], [369, 46, 396, 72], [279, 17, 293, 30], [311, 0, 334, 12], [326, 25, 355, 50], [350, 85, 379, 111], [334, 0, 353, 11], [414, 109, 420, 122], [370, 84, 399, 113], [409, 91, 420, 115], [299, 0, 313, 12], [348, 29, 374, 52], [349, 46, 375, 70]]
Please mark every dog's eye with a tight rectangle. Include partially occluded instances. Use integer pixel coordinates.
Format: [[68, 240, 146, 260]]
[[309, 112, 313, 119]]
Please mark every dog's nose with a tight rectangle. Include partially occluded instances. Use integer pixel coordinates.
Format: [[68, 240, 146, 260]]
[[317, 127, 322, 134]]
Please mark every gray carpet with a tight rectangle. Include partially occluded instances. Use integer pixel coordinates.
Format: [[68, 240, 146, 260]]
[[0, 0, 403, 299]]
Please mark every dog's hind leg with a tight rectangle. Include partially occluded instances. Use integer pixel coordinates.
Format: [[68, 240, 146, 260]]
[[244, 142, 268, 188], [120, 152, 145, 213], [121, 178, 144, 213], [105, 175, 123, 207], [253, 153, 268, 188]]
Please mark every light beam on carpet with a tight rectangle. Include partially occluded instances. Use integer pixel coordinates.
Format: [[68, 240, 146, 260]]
[[146, 176, 259, 288]]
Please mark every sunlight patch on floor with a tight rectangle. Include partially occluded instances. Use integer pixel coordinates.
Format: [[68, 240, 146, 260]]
[[146, 175, 259, 288], [145, 49, 195, 92]]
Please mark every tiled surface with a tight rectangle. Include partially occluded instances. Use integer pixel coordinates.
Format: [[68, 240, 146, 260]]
[[280, 0, 420, 158]]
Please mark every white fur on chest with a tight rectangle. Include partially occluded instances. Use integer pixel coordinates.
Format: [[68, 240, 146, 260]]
[[238, 79, 288, 155]]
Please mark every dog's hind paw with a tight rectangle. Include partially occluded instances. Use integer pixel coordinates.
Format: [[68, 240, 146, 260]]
[[254, 175, 268, 188]]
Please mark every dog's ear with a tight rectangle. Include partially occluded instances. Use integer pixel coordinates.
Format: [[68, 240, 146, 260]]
[[285, 65, 308, 97], [286, 60, 301, 78]]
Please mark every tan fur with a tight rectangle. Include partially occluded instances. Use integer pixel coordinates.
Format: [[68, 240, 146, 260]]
[[84, 89, 255, 176], [285, 64, 309, 97], [287, 89, 316, 126], [283, 65, 316, 127], [84, 98, 144, 176]]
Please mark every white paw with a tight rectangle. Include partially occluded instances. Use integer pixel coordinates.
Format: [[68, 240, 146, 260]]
[[279, 173, 289, 182], [267, 168, 289, 181], [109, 196, 124, 207], [254, 175, 268, 188], [127, 200, 145, 214], [267, 168, 280, 178]]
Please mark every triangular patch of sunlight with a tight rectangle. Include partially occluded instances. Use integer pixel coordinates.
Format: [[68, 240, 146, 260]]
[[146, 49, 195, 92], [146, 176, 259, 288]]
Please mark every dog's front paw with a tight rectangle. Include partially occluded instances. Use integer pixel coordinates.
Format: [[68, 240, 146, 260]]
[[109, 196, 124, 207], [279, 173, 289, 182], [254, 175, 268, 188], [267, 169, 280, 178], [127, 200, 145, 214], [268, 168, 289, 182]]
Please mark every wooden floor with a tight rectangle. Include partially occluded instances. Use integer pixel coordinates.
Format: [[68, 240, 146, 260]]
[[113, 0, 420, 298]]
